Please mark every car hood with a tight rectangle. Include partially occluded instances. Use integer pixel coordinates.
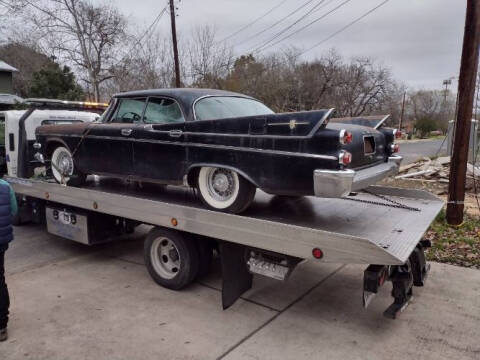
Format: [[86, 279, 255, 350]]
[[36, 122, 91, 136]]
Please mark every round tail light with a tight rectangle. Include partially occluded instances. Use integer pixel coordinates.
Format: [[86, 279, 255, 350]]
[[393, 129, 402, 139], [339, 150, 352, 165], [390, 143, 400, 153], [339, 129, 353, 144]]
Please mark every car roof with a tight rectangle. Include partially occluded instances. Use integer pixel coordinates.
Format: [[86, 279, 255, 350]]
[[114, 88, 253, 101], [113, 88, 260, 121]]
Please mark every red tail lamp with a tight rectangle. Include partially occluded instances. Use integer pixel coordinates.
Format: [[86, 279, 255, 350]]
[[312, 248, 324, 259], [339, 129, 353, 144], [393, 129, 402, 139], [339, 150, 352, 166], [390, 143, 400, 153]]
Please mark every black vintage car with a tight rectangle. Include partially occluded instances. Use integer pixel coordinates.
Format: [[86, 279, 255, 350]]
[[34, 88, 402, 213]]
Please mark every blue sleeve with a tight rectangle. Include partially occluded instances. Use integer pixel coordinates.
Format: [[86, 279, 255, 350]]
[[0, 179, 18, 217], [9, 184, 17, 217]]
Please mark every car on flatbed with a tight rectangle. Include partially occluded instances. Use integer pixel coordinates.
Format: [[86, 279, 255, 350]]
[[33, 88, 402, 213]]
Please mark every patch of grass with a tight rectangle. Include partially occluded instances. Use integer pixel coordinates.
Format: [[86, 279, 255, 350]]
[[424, 209, 480, 268]]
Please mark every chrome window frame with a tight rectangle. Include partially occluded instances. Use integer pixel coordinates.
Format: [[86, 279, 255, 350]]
[[142, 96, 186, 125], [108, 97, 147, 124]]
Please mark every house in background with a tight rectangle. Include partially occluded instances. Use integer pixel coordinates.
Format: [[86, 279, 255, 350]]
[[0, 60, 23, 110], [0, 60, 18, 93]]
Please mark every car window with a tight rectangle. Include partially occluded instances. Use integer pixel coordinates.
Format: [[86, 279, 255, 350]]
[[111, 98, 146, 123], [143, 97, 184, 124], [194, 96, 274, 121]]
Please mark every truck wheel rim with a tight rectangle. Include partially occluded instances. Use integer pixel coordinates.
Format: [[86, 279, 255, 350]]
[[207, 168, 237, 202], [150, 237, 181, 279]]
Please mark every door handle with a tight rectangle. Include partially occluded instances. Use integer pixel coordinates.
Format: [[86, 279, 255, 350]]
[[121, 128, 133, 136], [168, 130, 183, 138]]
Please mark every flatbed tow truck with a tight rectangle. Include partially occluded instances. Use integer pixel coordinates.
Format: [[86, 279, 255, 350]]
[[5, 100, 443, 319]]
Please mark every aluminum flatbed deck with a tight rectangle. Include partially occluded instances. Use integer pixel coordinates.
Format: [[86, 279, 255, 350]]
[[6, 176, 443, 265]]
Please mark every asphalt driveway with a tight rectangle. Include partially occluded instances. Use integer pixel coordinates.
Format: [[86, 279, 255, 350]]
[[398, 139, 448, 164], [0, 224, 479, 360]]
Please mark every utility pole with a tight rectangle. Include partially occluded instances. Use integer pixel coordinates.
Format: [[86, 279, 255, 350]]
[[169, 0, 181, 87], [399, 90, 406, 130], [447, 0, 480, 225]]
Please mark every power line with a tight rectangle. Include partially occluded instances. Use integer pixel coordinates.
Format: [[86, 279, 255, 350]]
[[252, 0, 353, 54], [235, 0, 317, 47], [300, 0, 391, 55], [120, 4, 169, 62], [247, 0, 330, 53], [218, 0, 290, 43]]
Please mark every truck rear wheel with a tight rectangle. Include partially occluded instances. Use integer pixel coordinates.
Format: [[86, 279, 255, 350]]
[[144, 227, 199, 290]]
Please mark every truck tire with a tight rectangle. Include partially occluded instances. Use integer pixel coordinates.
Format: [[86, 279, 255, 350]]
[[144, 227, 199, 290], [197, 167, 256, 214]]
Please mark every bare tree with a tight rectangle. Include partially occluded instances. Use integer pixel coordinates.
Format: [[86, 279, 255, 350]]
[[187, 25, 234, 88], [16, 0, 126, 101], [108, 34, 176, 96]]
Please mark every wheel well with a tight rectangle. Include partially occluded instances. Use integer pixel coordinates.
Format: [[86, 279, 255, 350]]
[[186, 165, 259, 188], [46, 141, 66, 158], [187, 167, 200, 187]]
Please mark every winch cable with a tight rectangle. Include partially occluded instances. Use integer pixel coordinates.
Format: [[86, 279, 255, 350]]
[[343, 189, 421, 212], [48, 122, 100, 185]]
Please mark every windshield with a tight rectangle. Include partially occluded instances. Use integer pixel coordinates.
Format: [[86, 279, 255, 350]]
[[194, 96, 274, 121]]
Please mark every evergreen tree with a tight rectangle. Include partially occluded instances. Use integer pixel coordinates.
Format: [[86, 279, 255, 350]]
[[29, 64, 84, 101]]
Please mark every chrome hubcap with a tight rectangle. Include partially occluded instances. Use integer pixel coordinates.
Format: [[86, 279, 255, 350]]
[[56, 151, 73, 176], [207, 169, 236, 201], [151, 237, 180, 279]]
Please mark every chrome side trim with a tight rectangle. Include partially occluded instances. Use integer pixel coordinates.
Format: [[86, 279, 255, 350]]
[[267, 121, 309, 127], [307, 108, 335, 137], [374, 114, 391, 129], [52, 133, 338, 161]]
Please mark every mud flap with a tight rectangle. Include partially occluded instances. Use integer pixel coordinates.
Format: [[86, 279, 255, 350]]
[[219, 242, 253, 310]]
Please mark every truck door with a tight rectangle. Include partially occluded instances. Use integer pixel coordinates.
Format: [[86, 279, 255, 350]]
[[133, 97, 186, 183]]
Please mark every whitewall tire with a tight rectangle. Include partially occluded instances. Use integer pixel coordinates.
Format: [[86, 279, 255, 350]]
[[51, 146, 86, 186], [197, 167, 256, 214]]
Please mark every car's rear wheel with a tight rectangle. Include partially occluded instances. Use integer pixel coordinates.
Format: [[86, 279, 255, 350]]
[[196, 167, 256, 213], [51, 146, 86, 186]]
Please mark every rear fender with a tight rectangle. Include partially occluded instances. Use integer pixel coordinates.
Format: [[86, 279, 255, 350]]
[[186, 163, 260, 188]]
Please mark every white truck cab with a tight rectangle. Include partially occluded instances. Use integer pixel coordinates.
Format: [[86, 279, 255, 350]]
[[0, 100, 107, 177]]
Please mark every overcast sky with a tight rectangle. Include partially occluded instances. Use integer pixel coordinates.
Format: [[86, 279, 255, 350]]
[[111, 0, 467, 90]]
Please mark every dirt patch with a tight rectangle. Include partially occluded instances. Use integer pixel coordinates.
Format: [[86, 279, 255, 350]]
[[381, 175, 480, 268]]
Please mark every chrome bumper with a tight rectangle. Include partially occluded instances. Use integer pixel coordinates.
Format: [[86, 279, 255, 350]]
[[313, 156, 402, 198]]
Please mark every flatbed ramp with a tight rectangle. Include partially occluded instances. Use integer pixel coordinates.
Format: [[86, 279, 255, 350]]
[[7, 176, 443, 265]]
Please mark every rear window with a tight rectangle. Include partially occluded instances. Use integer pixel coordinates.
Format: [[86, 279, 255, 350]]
[[194, 96, 273, 121]]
